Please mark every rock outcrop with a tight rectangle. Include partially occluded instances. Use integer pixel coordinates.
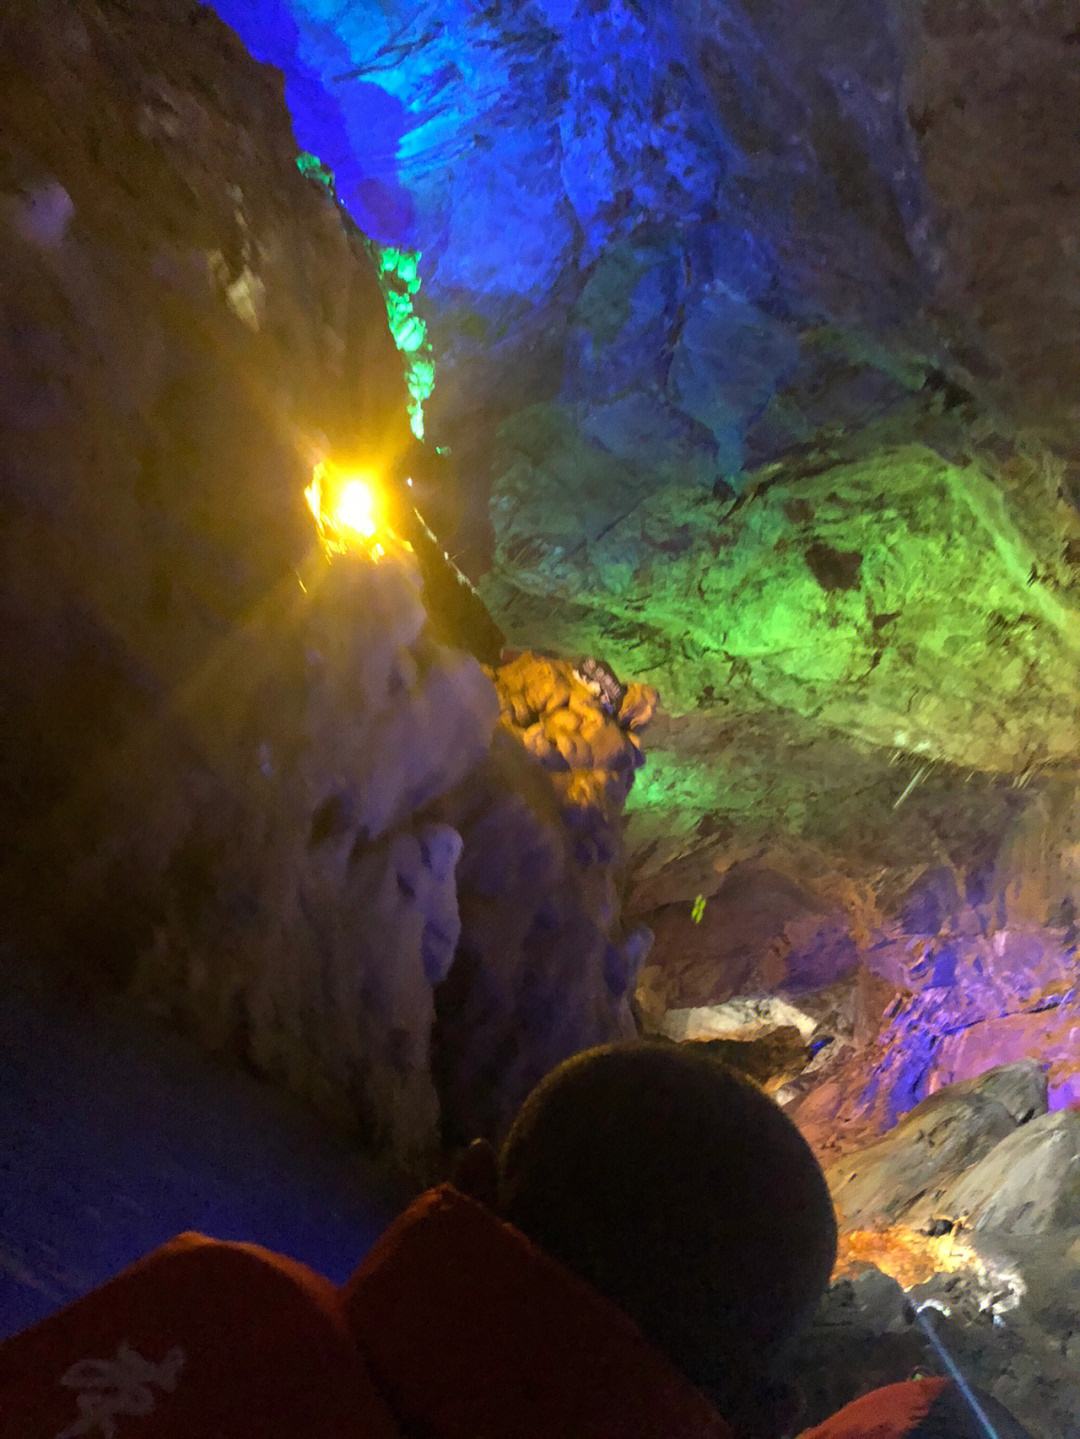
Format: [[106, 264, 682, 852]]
[[827, 1064, 1046, 1231], [790, 1065, 1080, 1439], [149, 3, 1080, 1425], [935, 1110, 1080, 1237], [0, 0, 651, 1173], [430, 654, 656, 1145]]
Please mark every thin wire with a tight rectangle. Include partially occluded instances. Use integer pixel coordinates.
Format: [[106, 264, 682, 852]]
[[912, 1304, 1002, 1439]]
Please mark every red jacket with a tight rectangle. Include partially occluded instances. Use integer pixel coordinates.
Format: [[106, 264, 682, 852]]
[[1, 1186, 1007, 1439], [800, 1377, 1032, 1438], [0, 1186, 731, 1439], [0, 1230, 397, 1439]]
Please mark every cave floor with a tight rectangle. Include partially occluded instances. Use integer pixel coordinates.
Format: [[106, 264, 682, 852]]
[[0, 970, 411, 1338]]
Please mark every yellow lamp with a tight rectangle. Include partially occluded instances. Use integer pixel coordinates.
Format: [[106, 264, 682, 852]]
[[333, 477, 378, 539], [305, 461, 384, 557]]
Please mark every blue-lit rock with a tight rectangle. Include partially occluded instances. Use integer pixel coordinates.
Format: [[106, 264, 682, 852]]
[[205, 0, 929, 475]]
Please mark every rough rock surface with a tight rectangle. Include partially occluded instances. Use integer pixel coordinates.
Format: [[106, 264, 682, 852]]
[[429, 653, 656, 1146], [8, 0, 1080, 1418], [909, 4, 1080, 443], [792, 1259, 1076, 1439], [484, 412, 1080, 1134], [488, 434, 1080, 772], [794, 1065, 1080, 1439], [935, 1110, 1080, 1236], [0, 0, 410, 922], [827, 1065, 1043, 1230], [0, 0, 649, 1173], [206, 0, 932, 488], [179, 4, 1080, 1424], [194, 0, 1080, 1155]]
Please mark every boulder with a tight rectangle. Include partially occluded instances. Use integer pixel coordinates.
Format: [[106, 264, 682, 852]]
[[791, 1268, 921, 1424], [660, 995, 819, 1044], [935, 1111, 1080, 1236], [937, 1061, 1048, 1130], [796, 1229, 1080, 1439], [794, 1274, 1038, 1437], [827, 1075, 1025, 1228]]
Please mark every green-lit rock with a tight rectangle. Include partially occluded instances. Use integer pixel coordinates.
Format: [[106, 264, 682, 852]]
[[486, 432, 1080, 779]]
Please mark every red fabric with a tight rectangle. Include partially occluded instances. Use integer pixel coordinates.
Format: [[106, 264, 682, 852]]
[[341, 1183, 734, 1439], [799, 1379, 949, 1438], [2, 1188, 737, 1439], [0, 1232, 399, 1439]]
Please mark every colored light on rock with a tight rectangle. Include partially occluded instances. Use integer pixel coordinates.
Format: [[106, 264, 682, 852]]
[[296, 150, 334, 192], [294, 151, 436, 441], [835, 1226, 1025, 1317]]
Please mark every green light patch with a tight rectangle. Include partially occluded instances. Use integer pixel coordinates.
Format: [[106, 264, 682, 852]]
[[294, 153, 437, 441]]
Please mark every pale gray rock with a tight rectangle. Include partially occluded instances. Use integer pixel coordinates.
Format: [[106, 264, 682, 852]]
[[828, 1083, 1019, 1228], [936, 1111, 1080, 1236], [933, 1061, 1048, 1130], [660, 996, 819, 1044]]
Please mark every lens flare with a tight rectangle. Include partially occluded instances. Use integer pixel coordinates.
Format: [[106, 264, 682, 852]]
[[335, 478, 377, 538], [305, 461, 384, 557]]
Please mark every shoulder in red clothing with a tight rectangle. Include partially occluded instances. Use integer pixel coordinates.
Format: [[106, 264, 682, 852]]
[[0, 1232, 400, 1439]]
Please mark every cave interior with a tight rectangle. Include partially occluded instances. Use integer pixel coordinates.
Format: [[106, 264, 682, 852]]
[[2, 0, 1080, 1432]]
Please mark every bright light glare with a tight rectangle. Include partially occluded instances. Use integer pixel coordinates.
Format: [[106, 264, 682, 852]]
[[305, 461, 384, 558], [334, 477, 378, 538]]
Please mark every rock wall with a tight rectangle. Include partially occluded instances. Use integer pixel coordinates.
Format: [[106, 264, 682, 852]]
[[202, 0, 1080, 488], [187, 8, 1080, 1135], [0, 0, 411, 931], [790, 1064, 1080, 1439], [0, 0, 646, 1173], [203, 0, 941, 565], [132, 4, 1080, 1425], [158, 0, 1080, 1177], [431, 655, 657, 1144], [908, 4, 1080, 440]]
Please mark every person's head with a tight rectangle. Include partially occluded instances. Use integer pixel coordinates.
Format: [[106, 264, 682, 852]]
[[462, 1042, 836, 1428]]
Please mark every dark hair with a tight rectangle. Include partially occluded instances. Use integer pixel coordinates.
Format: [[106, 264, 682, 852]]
[[498, 1043, 837, 1409]]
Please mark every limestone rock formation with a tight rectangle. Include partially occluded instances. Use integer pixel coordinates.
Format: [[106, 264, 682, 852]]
[[0, 0, 409, 941], [792, 1262, 1064, 1439], [430, 653, 656, 1145], [139, 3, 1080, 1426], [0, 0, 650, 1174], [8, 0, 1080, 1417], [193, 0, 1080, 1172]]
